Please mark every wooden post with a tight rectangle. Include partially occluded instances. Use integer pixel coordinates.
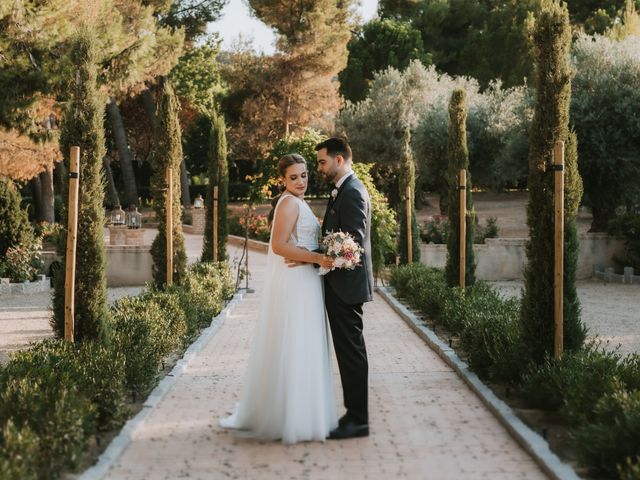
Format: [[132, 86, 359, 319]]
[[166, 167, 173, 286], [213, 185, 219, 262], [459, 169, 467, 289], [554, 141, 565, 359], [406, 185, 412, 264], [245, 205, 250, 290], [64, 146, 80, 342]]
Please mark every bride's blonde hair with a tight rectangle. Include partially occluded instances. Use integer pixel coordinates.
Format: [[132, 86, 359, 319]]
[[268, 153, 307, 225]]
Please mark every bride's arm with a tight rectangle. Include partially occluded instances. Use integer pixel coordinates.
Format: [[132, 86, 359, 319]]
[[271, 197, 333, 269]]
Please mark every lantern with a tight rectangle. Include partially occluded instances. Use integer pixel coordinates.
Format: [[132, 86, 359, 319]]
[[126, 206, 142, 229], [110, 204, 126, 226]]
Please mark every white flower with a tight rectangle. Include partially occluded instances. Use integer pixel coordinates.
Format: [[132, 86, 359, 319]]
[[331, 188, 338, 199]]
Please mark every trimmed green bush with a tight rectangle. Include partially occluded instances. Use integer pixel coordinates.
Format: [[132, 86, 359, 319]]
[[519, 345, 638, 424], [576, 387, 640, 477], [0, 353, 95, 477], [110, 296, 167, 395], [179, 262, 235, 335], [0, 420, 39, 480]]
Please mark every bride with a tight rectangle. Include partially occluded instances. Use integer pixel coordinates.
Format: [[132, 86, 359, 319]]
[[220, 153, 338, 443]]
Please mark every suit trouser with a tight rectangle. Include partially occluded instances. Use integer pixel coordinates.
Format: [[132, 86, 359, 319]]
[[324, 280, 369, 425]]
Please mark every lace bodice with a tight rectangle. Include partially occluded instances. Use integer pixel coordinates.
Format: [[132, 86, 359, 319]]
[[276, 194, 320, 251]]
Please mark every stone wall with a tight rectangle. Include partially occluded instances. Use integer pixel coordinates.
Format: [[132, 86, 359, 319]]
[[420, 233, 625, 281]]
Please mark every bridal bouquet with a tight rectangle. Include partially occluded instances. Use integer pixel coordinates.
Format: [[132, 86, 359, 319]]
[[318, 231, 364, 276]]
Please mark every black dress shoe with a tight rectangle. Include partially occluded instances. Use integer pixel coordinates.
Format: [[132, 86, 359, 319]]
[[338, 413, 350, 427], [328, 420, 369, 439]]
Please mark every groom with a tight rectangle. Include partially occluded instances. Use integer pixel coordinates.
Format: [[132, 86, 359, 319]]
[[316, 137, 373, 439]]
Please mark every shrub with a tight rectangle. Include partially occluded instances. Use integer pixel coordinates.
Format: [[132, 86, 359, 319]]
[[0, 350, 95, 477], [618, 456, 640, 480], [228, 213, 270, 242], [0, 238, 43, 282], [420, 216, 449, 244], [0, 178, 36, 259], [576, 387, 640, 477], [519, 344, 629, 422], [179, 262, 234, 335], [140, 289, 187, 358], [474, 217, 499, 243], [609, 211, 640, 272], [0, 420, 39, 480], [454, 284, 522, 382], [110, 296, 166, 395]]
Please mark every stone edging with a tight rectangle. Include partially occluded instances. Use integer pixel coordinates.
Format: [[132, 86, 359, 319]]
[[376, 286, 581, 480], [77, 292, 244, 480], [0, 276, 50, 296]]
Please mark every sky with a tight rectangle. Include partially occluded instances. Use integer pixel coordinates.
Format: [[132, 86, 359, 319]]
[[208, 0, 379, 54]]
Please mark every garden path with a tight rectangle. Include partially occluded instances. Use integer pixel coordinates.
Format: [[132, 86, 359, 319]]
[[88, 244, 549, 480]]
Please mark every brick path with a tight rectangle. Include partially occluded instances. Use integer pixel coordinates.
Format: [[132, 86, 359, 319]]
[[96, 245, 548, 480]]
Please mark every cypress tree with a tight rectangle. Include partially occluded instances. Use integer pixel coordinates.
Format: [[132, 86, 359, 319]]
[[398, 127, 421, 264], [52, 29, 109, 343], [201, 112, 228, 262], [445, 88, 476, 287], [521, 0, 586, 364], [150, 78, 188, 287]]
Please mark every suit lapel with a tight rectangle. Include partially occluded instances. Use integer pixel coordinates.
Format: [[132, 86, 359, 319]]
[[322, 174, 355, 233]]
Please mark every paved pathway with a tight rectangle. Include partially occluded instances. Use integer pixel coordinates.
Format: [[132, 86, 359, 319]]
[[97, 245, 548, 480]]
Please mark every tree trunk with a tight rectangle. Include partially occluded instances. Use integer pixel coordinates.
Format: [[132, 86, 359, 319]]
[[179, 160, 191, 207], [590, 206, 615, 232], [107, 97, 138, 207], [39, 168, 55, 223], [141, 88, 158, 130], [30, 175, 43, 221], [103, 156, 120, 207]]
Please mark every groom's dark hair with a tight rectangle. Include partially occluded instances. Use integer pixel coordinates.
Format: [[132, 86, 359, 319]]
[[315, 137, 352, 162]]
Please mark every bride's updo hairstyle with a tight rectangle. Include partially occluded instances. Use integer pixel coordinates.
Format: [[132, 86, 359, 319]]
[[267, 153, 307, 225]]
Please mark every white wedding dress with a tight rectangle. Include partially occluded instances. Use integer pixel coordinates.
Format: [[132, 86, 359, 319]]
[[220, 193, 337, 443]]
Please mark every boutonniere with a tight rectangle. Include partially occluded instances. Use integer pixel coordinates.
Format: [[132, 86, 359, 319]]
[[331, 188, 338, 199]]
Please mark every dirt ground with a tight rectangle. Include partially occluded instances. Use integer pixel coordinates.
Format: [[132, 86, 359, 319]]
[[414, 191, 594, 237]]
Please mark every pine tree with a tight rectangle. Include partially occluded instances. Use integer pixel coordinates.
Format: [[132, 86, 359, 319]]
[[398, 128, 421, 264], [521, 0, 586, 364], [52, 29, 109, 343], [201, 111, 228, 262], [150, 78, 187, 287], [445, 88, 476, 287]]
